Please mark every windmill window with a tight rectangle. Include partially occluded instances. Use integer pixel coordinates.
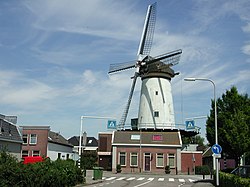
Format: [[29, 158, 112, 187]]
[[155, 91, 158, 95], [154, 111, 159, 117]]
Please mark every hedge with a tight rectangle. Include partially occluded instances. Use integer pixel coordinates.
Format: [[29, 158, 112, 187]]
[[219, 172, 250, 187], [0, 151, 84, 187], [195, 165, 210, 175]]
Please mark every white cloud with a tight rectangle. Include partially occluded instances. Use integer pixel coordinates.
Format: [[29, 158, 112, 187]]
[[242, 43, 250, 55]]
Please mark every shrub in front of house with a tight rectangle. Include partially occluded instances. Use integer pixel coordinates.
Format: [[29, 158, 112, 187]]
[[219, 172, 250, 187], [0, 150, 84, 187], [195, 165, 210, 175]]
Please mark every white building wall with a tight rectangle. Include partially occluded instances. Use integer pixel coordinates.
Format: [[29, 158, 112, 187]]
[[138, 77, 175, 129], [47, 142, 73, 161]]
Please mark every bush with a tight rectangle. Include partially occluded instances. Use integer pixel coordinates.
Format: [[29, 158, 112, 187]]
[[195, 165, 210, 175], [0, 150, 84, 187], [165, 165, 170, 174], [116, 164, 121, 173], [219, 172, 250, 187]]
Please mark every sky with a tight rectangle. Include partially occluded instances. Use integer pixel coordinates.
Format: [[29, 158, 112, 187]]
[[0, 0, 249, 141]]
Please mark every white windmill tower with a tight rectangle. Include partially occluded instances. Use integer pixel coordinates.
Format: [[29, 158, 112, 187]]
[[108, 3, 182, 130]]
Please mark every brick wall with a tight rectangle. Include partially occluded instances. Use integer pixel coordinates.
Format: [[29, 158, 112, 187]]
[[22, 128, 49, 157], [181, 152, 202, 174], [115, 146, 178, 174]]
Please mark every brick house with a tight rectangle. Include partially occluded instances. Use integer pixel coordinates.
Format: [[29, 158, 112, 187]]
[[98, 132, 113, 170], [112, 130, 182, 174], [21, 126, 73, 161], [181, 144, 203, 174]]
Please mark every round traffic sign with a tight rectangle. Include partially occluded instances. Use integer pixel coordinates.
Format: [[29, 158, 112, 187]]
[[212, 144, 222, 154]]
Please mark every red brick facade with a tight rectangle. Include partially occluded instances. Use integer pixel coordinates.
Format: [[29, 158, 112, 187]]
[[21, 126, 50, 158], [115, 146, 178, 174], [181, 152, 203, 174]]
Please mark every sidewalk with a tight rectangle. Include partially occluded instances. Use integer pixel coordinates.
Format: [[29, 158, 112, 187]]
[[192, 179, 215, 187]]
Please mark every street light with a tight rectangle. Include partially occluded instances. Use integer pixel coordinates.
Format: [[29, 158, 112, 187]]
[[184, 77, 219, 186]]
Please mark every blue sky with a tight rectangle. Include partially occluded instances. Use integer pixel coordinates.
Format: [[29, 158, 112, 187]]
[[1, 0, 249, 141]]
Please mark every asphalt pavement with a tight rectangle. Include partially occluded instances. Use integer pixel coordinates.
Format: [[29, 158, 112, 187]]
[[76, 170, 215, 187]]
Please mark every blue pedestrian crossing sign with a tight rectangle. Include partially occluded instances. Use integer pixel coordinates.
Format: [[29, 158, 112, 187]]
[[107, 120, 116, 129], [212, 144, 222, 154], [185, 120, 195, 130]]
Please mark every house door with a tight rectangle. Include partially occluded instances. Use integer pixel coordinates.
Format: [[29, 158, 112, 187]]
[[144, 153, 151, 172]]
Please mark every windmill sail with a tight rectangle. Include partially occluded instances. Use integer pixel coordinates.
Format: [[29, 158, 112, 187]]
[[137, 2, 157, 56], [117, 3, 157, 128], [118, 73, 139, 129]]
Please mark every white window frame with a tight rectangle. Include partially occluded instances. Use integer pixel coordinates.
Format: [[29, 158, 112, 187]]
[[32, 150, 40, 157], [168, 153, 175, 168], [23, 134, 28, 144], [156, 153, 164, 167], [130, 152, 138, 167], [22, 150, 29, 157], [29, 134, 37, 145], [119, 152, 126, 166]]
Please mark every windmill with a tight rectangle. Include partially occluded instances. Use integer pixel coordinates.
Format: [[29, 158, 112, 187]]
[[108, 3, 182, 130]]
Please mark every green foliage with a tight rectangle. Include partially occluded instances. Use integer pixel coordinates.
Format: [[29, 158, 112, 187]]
[[195, 165, 210, 175], [0, 150, 84, 187], [219, 172, 250, 187], [80, 151, 98, 169], [165, 165, 170, 174], [182, 135, 205, 146], [206, 86, 250, 165], [116, 164, 121, 173]]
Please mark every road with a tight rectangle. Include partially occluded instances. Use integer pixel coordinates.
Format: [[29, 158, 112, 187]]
[[88, 173, 206, 187]]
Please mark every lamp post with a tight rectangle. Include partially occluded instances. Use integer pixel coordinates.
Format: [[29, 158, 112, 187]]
[[184, 77, 219, 186], [79, 116, 116, 168]]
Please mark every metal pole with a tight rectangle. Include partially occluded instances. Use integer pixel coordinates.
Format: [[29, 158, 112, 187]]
[[184, 78, 219, 186]]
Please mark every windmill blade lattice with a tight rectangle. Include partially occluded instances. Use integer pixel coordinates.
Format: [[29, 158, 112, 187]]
[[137, 2, 157, 56], [150, 49, 182, 66], [108, 60, 135, 74]]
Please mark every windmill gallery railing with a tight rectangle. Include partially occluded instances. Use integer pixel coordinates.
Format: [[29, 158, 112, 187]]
[[116, 122, 201, 133]]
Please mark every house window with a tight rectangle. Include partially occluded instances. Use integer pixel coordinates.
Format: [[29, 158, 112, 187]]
[[119, 152, 126, 166], [23, 134, 28, 144], [22, 150, 29, 158], [66, 154, 70, 159], [58, 153, 61, 159], [154, 111, 159, 117], [30, 134, 37, 145], [130, 152, 138, 167], [32, 150, 40, 157], [156, 153, 164, 167], [168, 153, 175, 168]]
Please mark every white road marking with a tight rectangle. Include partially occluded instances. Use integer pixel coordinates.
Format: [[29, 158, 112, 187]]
[[158, 178, 164, 181], [189, 179, 196, 182], [127, 177, 136, 181], [134, 179, 153, 187], [116, 177, 126, 181], [105, 177, 116, 181], [179, 179, 185, 182], [148, 177, 154, 181], [137, 177, 145, 181], [169, 178, 174, 182]]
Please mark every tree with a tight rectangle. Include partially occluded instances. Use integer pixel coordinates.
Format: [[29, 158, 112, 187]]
[[206, 86, 250, 166], [80, 151, 98, 169], [182, 135, 205, 146]]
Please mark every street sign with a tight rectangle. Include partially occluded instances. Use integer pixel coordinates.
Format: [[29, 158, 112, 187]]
[[212, 144, 222, 154], [107, 120, 116, 129], [185, 120, 195, 130]]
